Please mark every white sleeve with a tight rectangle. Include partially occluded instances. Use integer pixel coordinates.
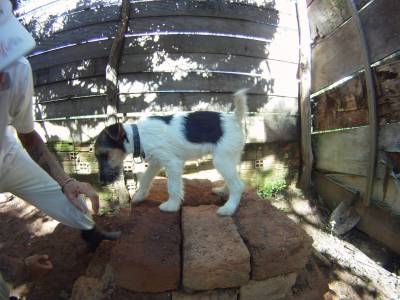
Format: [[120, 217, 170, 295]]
[[12, 59, 35, 134]]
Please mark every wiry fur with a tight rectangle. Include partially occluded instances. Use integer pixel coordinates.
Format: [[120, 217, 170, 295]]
[[95, 89, 248, 216]]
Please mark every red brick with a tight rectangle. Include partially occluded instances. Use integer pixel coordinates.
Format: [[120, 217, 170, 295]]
[[240, 273, 297, 300], [173, 289, 238, 300], [71, 276, 102, 300], [110, 200, 181, 293], [86, 240, 116, 279], [182, 205, 250, 290], [234, 188, 313, 280], [111, 287, 171, 300]]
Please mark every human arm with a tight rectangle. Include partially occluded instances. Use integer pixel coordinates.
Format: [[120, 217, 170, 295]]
[[17, 130, 99, 214]]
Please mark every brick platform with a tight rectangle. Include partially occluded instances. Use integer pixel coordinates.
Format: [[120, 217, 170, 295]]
[[71, 179, 323, 300]]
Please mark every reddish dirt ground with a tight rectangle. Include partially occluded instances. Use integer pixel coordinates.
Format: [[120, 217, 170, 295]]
[[1, 181, 399, 300], [0, 194, 121, 300]]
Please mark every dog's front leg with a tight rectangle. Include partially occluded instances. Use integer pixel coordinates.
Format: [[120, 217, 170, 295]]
[[159, 161, 184, 212], [132, 162, 162, 203]]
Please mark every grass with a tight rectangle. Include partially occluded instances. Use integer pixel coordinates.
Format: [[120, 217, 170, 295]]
[[258, 178, 288, 199], [99, 206, 115, 216]]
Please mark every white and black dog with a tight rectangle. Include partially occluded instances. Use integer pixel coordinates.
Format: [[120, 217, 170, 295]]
[[94, 89, 247, 216]]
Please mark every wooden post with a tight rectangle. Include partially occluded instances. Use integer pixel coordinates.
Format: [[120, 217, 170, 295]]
[[106, 0, 131, 204], [346, 0, 378, 207], [106, 0, 131, 118], [296, 0, 313, 191]]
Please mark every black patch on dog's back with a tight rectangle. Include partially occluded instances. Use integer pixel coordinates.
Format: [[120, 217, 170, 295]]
[[150, 115, 174, 124], [184, 111, 223, 144]]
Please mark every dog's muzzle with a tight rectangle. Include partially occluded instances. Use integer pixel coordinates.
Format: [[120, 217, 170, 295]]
[[98, 163, 120, 185]]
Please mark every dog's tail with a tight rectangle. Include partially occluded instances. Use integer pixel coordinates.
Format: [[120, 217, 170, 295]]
[[233, 88, 248, 124]]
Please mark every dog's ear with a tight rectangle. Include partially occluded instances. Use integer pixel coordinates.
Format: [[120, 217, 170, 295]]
[[105, 123, 126, 142]]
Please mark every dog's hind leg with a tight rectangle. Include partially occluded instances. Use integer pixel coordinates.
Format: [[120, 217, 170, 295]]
[[132, 162, 162, 203], [159, 160, 184, 212], [213, 151, 244, 216]]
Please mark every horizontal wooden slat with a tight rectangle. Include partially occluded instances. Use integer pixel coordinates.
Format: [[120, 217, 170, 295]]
[[34, 117, 106, 143], [31, 53, 298, 86], [35, 95, 107, 119], [34, 77, 107, 103], [36, 93, 298, 119], [129, 1, 297, 29], [307, 0, 369, 43], [33, 57, 108, 85], [22, 4, 121, 41], [132, 0, 295, 12], [118, 72, 298, 97], [311, 0, 400, 93], [28, 39, 113, 70], [33, 21, 119, 54], [33, 69, 298, 103], [119, 94, 298, 115], [17, 0, 295, 17], [29, 32, 298, 73], [123, 34, 299, 63], [313, 58, 400, 131], [16, 0, 120, 17], [127, 16, 298, 42], [119, 53, 297, 74], [246, 114, 298, 143], [313, 123, 400, 178]]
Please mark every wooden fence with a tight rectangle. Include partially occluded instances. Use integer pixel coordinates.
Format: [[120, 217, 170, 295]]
[[308, 0, 400, 253], [17, 0, 301, 184]]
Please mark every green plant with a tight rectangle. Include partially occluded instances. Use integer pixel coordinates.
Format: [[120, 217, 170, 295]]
[[258, 179, 287, 199], [99, 206, 115, 216]]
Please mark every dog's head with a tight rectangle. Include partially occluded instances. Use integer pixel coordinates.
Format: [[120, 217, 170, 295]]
[[94, 123, 127, 185]]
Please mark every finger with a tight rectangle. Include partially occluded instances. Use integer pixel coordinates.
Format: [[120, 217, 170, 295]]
[[90, 194, 100, 214], [37, 255, 49, 263], [82, 184, 99, 214]]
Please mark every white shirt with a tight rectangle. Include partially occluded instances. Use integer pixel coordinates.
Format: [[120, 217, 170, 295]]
[[0, 57, 34, 171]]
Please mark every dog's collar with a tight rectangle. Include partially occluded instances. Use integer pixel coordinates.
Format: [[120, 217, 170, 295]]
[[131, 124, 142, 158]]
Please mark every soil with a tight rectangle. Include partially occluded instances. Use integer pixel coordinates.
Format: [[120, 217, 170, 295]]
[[0, 194, 122, 300], [0, 180, 399, 300]]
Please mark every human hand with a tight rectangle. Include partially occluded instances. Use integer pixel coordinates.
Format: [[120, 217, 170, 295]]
[[62, 179, 100, 214], [24, 255, 53, 279]]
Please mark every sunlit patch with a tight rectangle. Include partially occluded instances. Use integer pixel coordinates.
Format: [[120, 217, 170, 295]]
[[143, 93, 157, 103]]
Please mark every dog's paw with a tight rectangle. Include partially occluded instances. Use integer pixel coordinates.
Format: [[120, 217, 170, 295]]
[[159, 200, 181, 212], [212, 185, 228, 197], [132, 192, 146, 203], [217, 204, 236, 216]]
